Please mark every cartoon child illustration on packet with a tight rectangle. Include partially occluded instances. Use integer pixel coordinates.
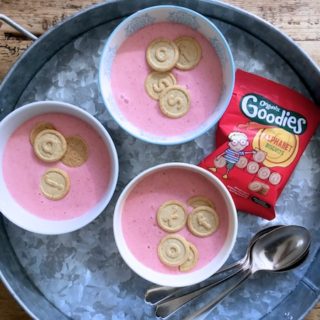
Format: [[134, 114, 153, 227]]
[[210, 132, 256, 179]]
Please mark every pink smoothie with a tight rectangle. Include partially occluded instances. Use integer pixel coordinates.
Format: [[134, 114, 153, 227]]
[[2, 113, 111, 220], [110, 22, 223, 137], [121, 168, 229, 274]]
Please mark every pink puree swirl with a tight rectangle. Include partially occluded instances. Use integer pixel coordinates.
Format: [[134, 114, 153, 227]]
[[2, 113, 111, 220], [122, 168, 229, 274], [111, 22, 223, 136]]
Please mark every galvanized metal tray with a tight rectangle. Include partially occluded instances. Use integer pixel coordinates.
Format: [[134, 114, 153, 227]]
[[0, 1, 319, 319]]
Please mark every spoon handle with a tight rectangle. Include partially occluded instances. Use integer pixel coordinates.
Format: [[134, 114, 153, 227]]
[[145, 260, 243, 305], [184, 269, 251, 320], [145, 286, 178, 305], [155, 267, 243, 318]]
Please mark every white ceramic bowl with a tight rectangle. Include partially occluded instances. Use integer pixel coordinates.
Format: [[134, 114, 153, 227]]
[[113, 163, 238, 287], [0, 101, 119, 234], [99, 5, 235, 145]]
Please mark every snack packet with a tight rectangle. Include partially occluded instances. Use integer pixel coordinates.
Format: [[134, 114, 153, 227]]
[[199, 69, 319, 220]]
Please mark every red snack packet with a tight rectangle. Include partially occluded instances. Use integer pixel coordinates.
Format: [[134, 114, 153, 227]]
[[199, 70, 319, 220]]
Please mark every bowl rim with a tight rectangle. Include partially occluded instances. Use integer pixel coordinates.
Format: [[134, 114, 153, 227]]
[[113, 162, 238, 287], [0, 100, 119, 235], [99, 4, 235, 146]]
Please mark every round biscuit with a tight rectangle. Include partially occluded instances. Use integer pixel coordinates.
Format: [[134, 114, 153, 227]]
[[159, 85, 190, 118], [269, 172, 282, 185], [253, 150, 267, 163], [259, 183, 270, 195], [61, 136, 88, 167], [248, 181, 262, 192], [236, 156, 248, 169], [214, 157, 226, 168], [144, 71, 176, 100], [257, 167, 271, 180], [246, 161, 259, 174], [33, 129, 67, 162], [174, 36, 202, 70], [146, 38, 179, 72], [156, 200, 187, 232], [187, 196, 215, 210], [187, 206, 219, 237], [179, 242, 199, 272], [157, 234, 190, 267], [29, 122, 56, 145], [40, 168, 70, 200]]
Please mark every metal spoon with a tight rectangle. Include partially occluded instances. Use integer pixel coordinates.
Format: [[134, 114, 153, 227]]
[[145, 225, 283, 306], [183, 225, 311, 320]]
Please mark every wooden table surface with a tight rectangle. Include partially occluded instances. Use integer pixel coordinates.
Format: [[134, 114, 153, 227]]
[[0, 0, 319, 319]]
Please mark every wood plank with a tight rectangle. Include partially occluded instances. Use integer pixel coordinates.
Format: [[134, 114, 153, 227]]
[[0, 0, 101, 79], [227, 0, 320, 38], [0, 0, 101, 36], [0, 1, 319, 319], [0, 282, 30, 320]]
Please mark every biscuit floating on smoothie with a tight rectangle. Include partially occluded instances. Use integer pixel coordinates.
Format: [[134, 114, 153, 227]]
[[157, 234, 190, 267], [187, 195, 215, 209], [33, 129, 67, 162], [187, 206, 219, 237], [29, 122, 56, 145], [155, 197, 219, 271], [159, 85, 190, 118], [174, 36, 202, 70], [62, 136, 88, 167], [157, 200, 187, 232], [144, 37, 203, 119], [145, 71, 176, 100], [146, 38, 179, 72], [40, 168, 70, 200], [179, 242, 199, 272]]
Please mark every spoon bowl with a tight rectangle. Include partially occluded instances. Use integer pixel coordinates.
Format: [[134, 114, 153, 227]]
[[148, 225, 283, 308], [184, 225, 311, 320], [250, 225, 311, 273]]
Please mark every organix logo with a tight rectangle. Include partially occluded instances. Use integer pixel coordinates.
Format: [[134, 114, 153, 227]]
[[240, 94, 307, 135]]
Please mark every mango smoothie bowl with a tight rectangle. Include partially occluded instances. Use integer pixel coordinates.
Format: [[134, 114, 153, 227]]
[[99, 5, 235, 145], [0, 101, 118, 234]]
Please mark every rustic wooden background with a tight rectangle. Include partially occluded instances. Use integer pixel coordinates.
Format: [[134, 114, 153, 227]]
[[0, 0, 319, 319]]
